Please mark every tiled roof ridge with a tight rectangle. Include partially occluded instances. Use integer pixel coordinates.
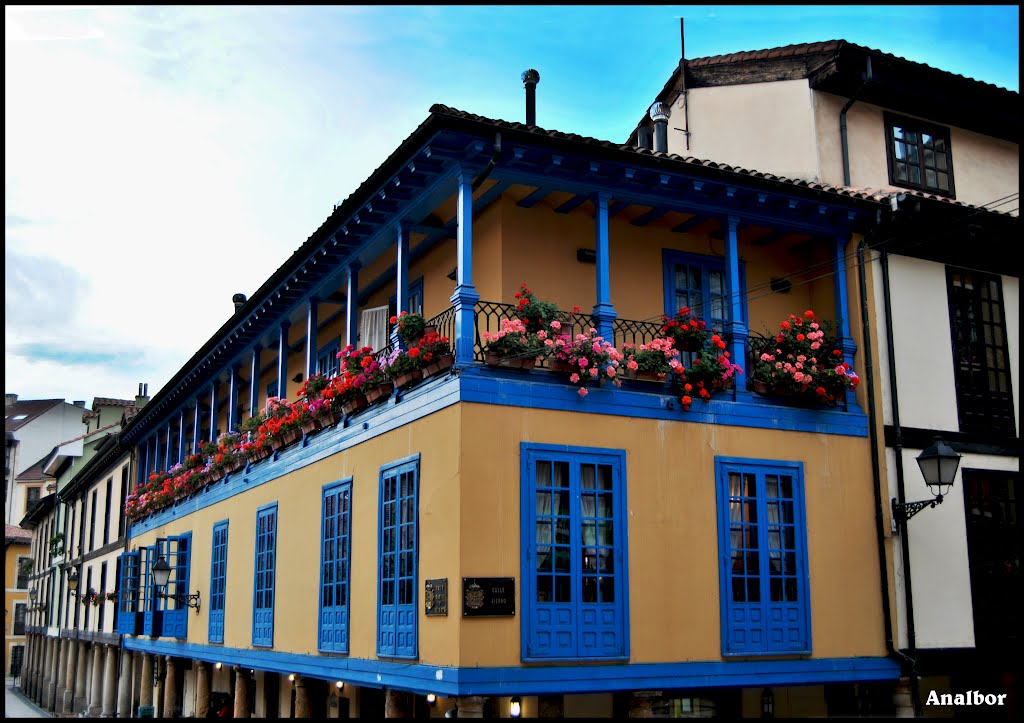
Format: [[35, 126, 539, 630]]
[[428, 104, 1016, 217], [685, 38, 1016, 95], [91, 397, 135, 407], [5, 523, 32, 542]]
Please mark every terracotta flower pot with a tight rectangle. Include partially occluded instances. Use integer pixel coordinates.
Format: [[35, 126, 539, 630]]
[[548, 358, 576, 374], [393, 369, 424, 389], [301, 421, 318, 436], [365, 381, 395, 404], [485, 351, 537, 370], [341, 395, 368, 416], [423, 354, 455, 378], [673, 337, 703, 352], [634, 370, 668, 383]]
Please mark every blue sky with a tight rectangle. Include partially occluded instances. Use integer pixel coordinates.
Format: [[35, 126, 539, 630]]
[[4, 5, 1019, 406]]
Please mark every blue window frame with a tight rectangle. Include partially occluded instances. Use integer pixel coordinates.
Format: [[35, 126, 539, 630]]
[[266, 381, 278, 401], [390, 276, 424, 317], [141, 545, 163, 638], [662, 249, 747, 332], [520, 443, 629, 661], [209, 521, 229, 644], [117, 551, 142, 635], [319, 479, 353, 653], [253, 503, 278, 647], [160, 534, 191, 640], [377, 455, 419, 659], [715, 457, 810, 656], [317, 338, 342, 379]]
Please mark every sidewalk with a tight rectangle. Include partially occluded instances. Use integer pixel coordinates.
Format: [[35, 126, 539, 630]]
[[5, 676, 51, 718]]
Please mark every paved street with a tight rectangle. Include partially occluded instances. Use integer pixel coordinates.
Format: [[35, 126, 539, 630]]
[[5, 677, 50, 718]]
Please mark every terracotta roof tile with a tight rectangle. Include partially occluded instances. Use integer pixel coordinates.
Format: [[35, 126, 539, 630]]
[[5, 399, 63, 433], [91, 397, 135, 408], [5, 524, 32, 543]]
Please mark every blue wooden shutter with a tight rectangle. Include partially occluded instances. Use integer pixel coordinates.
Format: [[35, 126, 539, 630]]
[[717, 458, 809, 656], [161, 535, 191, 639], [117, 551, 142, 636], [209, 522, 228, 644], [253, 504, 277, 647], [141, 545, 163, 638], [319, 481, 352, 653], [377, 459, 418, 658]]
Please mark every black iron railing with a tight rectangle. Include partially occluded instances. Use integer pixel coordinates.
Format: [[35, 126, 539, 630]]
[[371, 306, 459, 365], [472, 301, 596, 368]]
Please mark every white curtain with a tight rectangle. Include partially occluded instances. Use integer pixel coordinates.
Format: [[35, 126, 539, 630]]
[[361, 306, 390, 352]]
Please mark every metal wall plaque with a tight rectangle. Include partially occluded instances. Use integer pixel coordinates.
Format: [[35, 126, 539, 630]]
[[462, 577, 515, 617], [425, 578, 448, 616]]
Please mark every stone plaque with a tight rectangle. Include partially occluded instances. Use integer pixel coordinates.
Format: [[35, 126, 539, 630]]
[[425, 578, 448, 616], [462, 577, 515, 617]]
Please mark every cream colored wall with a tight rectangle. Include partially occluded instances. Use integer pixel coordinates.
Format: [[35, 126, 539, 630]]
[[130, 405, 463, 664], [671, 80, 821, 180], [813, 91, 1020, 209], [457, 403, 886, 666]]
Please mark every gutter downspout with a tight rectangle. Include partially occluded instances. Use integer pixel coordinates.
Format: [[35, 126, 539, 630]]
[[857, 218, 919, 712], [841, 56, 873, 186], [471, 132, 501, 192]]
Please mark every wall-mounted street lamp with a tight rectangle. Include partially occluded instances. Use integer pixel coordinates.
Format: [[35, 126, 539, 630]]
[[510, 696, 522, 718], [892, 440, 962, 529], [152, 556, 201, 612], [28, 587, 37, 603], [761, 688, 775, 718], [67, 569, 80, 597]]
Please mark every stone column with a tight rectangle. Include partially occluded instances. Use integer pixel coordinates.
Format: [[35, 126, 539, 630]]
[[132, 651, 144, 714], [233, 666, 251, 718], [294, 675, 311, 718], [139, 652, 154, 713], [893, 677, 915, 718], [55, 638, 69, 710], [154, 655, 164, 719], [101, 644, 118, 716], [87, 643, 104, 716], [195, 661, 211, 719], [163, 656, 178, 718], [457, 695, 486, 718], [384, 688, 413, 718], [62, 638, 78, 713], [117, 646, 134, 719], [46, 637, 62, 710], [22, 633, 35, 696], [73, 640, 90, 712], [39, 635, 53, 705]]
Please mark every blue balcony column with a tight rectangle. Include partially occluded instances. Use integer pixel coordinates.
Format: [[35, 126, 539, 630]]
[[177, 410, 186, 465], [724, 215, 749, 373], [139, 442, 149, 485], [345, 263, 360, 348], [163, 426, 172, 471], [227, 365, 240, 432], [305, 298, 319, 380], [591, 191, 617, 340], [833, 235, 858, 361], [249, 345, 262, 417], [277, 322, 291, 400], [450, 167, 480, 366], [192, 398, 202, 453], [392, 221, 411, 349], [149, 436, 158, 476], [208, 380, 220, 443]]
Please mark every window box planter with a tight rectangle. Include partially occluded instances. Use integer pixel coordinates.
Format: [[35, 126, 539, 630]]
[[281, 430, 302, 447], [365, 380, 395, 404], [393, 369, 424, 389], [301, 420, 319, 436], [624, 369, 668, 383], [341, 395, 368, 416], [548, 358, 576, 374], [423, 353, 455, 378], [484, 351, 538, 370]]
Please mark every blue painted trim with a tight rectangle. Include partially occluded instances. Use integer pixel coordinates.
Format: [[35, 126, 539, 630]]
[[208, 381, 220, 442], [319, 478, 353, 654], [249, 345, 262, 418], [277, 323, 290, 403], [591, 191, 616, 339], [253, 503, 278, 648], [396, 222, 410, 329], [227, 366, 239, 433], [714, 457, 811, 656], [346, 263, 361, 348], [306, 298, 319, 379], [177, 411, 186, 466], [122, 636, 899, 694], [192, 401, 202, 454], [452, 167, 479, 366], [520, 443, 630, 661], [128, 375, 459, 538], [376, 456, 419, 659], [209, 520, 228, 644]]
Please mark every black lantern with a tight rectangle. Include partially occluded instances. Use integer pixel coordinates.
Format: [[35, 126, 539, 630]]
[[67, 568, 80, 595], [152, 556, 201, 612], [28, 587, 37, 602], [892, 440, 962, 528]]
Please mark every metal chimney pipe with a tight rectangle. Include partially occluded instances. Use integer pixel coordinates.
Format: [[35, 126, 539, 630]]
[[637, 126, 653, 151], [232, 293, 247, 313], [650, 102, 670, 153], [522, 69, 540, 126]]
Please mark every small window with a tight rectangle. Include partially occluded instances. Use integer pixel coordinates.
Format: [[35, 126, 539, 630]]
[[884, 113, 955, 197], [317, 339, 342, 379], [25, 486, 41, 509], [13, 603, 26, 635], [209, 521, 229, 644], [662, 250, 746, 336], [377, 457, 419, 659], [17, 556, 31, 589], [266, 381, 279, 401], [253, 504, 278, 647], [320, 480, 353, 653]]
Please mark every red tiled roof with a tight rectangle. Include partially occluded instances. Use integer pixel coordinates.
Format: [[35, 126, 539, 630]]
[[91, 397, 134, 408], [5, 524, 32, 543], [15, 450, 57, 482], [429, 105, 1014, 217]]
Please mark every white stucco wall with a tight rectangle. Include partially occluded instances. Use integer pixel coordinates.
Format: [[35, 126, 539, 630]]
[[813, 91, 1020, 211], [670, 79, 821, 180]]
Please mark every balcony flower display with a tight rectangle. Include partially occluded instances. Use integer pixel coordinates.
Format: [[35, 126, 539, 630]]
[[513, 283, 564, 334], [383, 346, 425, 388], [747, 310, 860, 406], [675, 334, 743, 410], [660, 306, 711, 351], [550, 328, 623, 397], [622, 337, 679, 382], [417, 332, 455, 377], [482, 317, 546, 369], [390, 311, 434, 346]]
